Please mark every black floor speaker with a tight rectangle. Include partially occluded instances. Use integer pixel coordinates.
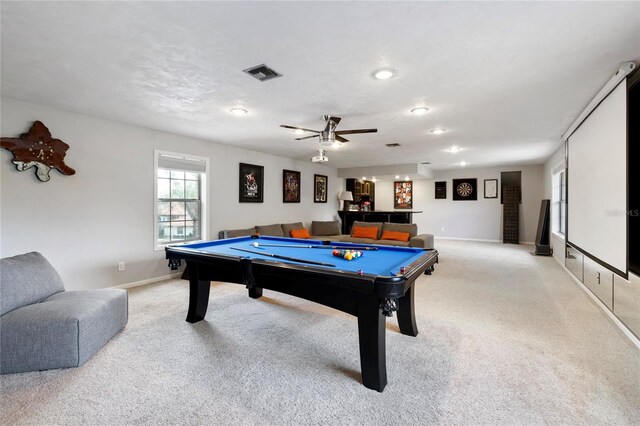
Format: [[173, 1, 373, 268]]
[[535, 199, 552, 256]]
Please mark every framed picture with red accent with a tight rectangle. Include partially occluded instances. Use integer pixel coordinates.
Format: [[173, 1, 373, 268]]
[[283, 169, 301, 203], [394, 181, 413, 209], [239, 163, 264, 203]]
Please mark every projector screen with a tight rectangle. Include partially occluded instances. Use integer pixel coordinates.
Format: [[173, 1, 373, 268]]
[[567, 80, 627, 276]]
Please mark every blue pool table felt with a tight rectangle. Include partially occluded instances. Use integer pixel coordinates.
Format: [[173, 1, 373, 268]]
[[179, 236, 429, 277]]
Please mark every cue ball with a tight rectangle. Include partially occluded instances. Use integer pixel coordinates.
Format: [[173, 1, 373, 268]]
[[252, 242, 260, 247]]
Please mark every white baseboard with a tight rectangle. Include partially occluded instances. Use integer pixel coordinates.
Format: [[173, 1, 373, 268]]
[[436, 236, 534, 245], [552, 255, 640, 350], [113, 272, 182, 290], [436, 236, 501, 243]]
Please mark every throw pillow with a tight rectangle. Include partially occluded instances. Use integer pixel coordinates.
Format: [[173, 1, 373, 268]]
[[290, 228, 311, 239], [352, 226, 378, 239], [381, 230, 410, 242]]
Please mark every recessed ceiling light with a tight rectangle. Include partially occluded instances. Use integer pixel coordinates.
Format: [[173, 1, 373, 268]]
[[229, 107, 248, 116], [411, 107, 429, 115], [430, 128, 446, 135], [293, 129, 304, 135], [446, 146, 462, 153], [405, 176, 410, 181], [362, 176, 367, 180], [395, 175, 400, 179], [372, 68, 396, 80], [460, 161, 467, 166], [372, 177, 377, 182]]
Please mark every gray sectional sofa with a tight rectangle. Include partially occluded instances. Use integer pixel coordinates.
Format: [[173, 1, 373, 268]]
[[219, 220, 434, 249], [1, 252, 128, 374]]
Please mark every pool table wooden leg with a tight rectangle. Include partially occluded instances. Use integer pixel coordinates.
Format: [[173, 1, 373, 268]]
[[186, 263, 211, 323], [357, 294, 387, 392], [397, 285, 418, 337], [248, 287, 263, 298]]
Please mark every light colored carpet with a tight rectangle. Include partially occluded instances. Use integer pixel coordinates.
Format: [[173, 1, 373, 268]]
[[1, 240, 639, 425]]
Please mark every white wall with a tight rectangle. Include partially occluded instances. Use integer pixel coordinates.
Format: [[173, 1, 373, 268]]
[[375, 165, 544, 243], [0, 98, 342, 290], [543, 144, 567, 263]]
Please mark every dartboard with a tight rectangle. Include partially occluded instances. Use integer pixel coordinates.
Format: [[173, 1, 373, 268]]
[[457, 182, 473, 197]]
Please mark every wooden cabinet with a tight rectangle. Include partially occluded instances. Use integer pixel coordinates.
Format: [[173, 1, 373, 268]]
[[346, 178, 375, 210], [503, 186, 520, 244]]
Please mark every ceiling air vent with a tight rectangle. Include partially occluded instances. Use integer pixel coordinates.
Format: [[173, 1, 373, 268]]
[[243, 64, 282, 82], [385, 143, 401, 147], [421, 162, 431, 165]]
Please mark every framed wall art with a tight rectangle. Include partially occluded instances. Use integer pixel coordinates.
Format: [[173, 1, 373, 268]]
[[314, 174, 327, 203], [283, 169, 301, 203], [453, 178, 477, 201], [394, 181, 413, 209], [239, 163, 264, 203], [435, 181, 446, 199], [484, 179, 498, 199]]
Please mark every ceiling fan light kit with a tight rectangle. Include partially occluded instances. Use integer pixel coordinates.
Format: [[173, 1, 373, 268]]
[[430, 128, 446, 135], [281, 115, 377, 162]]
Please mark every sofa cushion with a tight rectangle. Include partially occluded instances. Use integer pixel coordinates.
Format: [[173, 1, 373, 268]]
[[1, 289, 128, 374], [220, 227, 256, 239], [311, 220, 341, 236], [340, 237, 377, 245], [381, 222, 418, 238], [380, 230, 411, 242], [311, 234, 351, 242], [255, 224, 285, 237], [350, 221, 383, 239], [282, 222, 305, 237], [1, 252, 65, 316], [290, 228, 311, 239], [374, 239, 411, 247]]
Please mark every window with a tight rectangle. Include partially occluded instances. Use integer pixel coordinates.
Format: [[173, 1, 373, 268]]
[[155, 151, 208, 249], [552, 167, 566, 236]]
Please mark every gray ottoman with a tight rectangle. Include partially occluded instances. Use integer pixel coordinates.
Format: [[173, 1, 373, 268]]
[[1, 252, 128, 374]]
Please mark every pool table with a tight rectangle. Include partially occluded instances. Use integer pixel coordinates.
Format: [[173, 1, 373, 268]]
[[165, 235, 438, 392]]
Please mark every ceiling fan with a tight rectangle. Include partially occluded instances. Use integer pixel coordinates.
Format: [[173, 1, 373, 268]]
[[280, 115, 377, 147]]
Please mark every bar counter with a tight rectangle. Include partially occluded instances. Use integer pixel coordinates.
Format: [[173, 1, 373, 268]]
[[337, 210, 423, 235]]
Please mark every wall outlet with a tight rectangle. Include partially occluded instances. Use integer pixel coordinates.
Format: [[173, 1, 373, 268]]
[[117, 261, 125, 272]]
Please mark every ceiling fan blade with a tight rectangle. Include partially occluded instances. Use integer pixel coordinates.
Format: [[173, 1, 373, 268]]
[[280, 125, 321, 133], [334, 129, 378, 135], [295, 135, 320, 141], [335, 135, 349, 142], [329, 116, 342, 125]]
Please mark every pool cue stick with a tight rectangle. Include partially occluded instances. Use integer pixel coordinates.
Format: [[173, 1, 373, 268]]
[[251, 242, 378, 251], [230, 247, 336, 267]]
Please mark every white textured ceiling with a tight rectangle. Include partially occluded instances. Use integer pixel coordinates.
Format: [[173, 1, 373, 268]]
[[1, 2, 638, 170]]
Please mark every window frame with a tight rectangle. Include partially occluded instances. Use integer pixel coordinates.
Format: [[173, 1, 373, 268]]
[[551, 163, 566, 239], [154, 150, 209, 251], [558, 170, 566, 235]]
